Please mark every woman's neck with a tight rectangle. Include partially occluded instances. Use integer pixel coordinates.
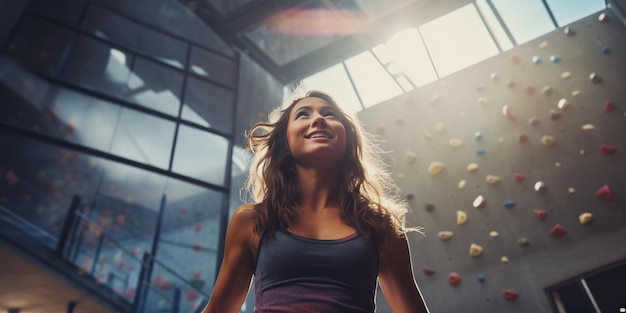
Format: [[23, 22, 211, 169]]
[[295, 165, 340, 212]]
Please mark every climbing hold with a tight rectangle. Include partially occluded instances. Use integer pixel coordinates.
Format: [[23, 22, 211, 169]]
[[490, 73, 498, 81], [502, 105, 516, 119], [541, 85, 553, 95], [555, 162, 561, 167], [534, 181, 547, 193], [579, 212, 593, 225], [601, 45, 610, 54], [599, 144, 617, 155], [405, 193, 414, 201], [475, 131, 483, 141], [563, 26, 575, 36], [423, 130, 432, 139], [571, 90, 581, 96], [604, 101, 616, 111], [533, 209, 548, 221], [435, 123, 444, 132], [595, 185, 614, 201], [477, 97, 488, 106], [513, 173, 525, 182], [500, 256, 509, 263], [469, 243, 483, 257], [517, 237, 530, 247], [398, 173, 405, 180], [438, 231, 454, 241], [580, 149, 586, 155], [458, 180, 467, 189], [519, 133, 528, 143], [476, 84, 486, 92], [568, 187, 575, 193], [598, 12, 608, 22], [550, 110, 561, 120], [477, 274, 486, 283], [589, 72, 602, 83], [467, 163, 479, 172], [423, 267, 436, 276], [528, 116, 540, 126], [539, 41, 549, 49], [550, 55, 561, 63], [549, 224, 568, 237], [502, 289, 519, 301], [506, 80, 516, 88], [457, 210, 468, 225], [510, 55, 521, 63], [525, 85, 535, 94], [429, 94, 440, 104], [376, 123, 387, 134], [405, 151, 417, 164], [486, 175, 501, 184], [532, 56, 542, 64], [498, 137, 504, 142], [541, 135, 556, 146], [561, 71, 572, 79], [425, 202, 436, 212], [428, 162, 445, 176], [449, 138, 463, 148], [489, 231, 499, 238], [581, 124, 595, 130], [476, 148, 486, 156], [502, 200, 516, 209], [557, 98, 569, 110], [448, 272, 461, 286], [473, 195, 486, 208], [395, 117, 405, 125]]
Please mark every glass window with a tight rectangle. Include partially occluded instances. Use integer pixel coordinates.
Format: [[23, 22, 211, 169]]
[[181, 77, 235, 134], [109, 108, 176, 169], [60, 35, 132, 99], [6, 16, 75, 76], [490, 0, 555, 44], [172, 125, 229, 186], [80, 5, 187, 68], [127, 57, 183, 116], [51, 88, 121, 152], [475, 0, 514, 51], [344, 51, 403, 108], [299, 64, 363, 114], [189, 47, 236, 88], [380, 28, 438, 87], [31, 0, 86, 27], [546, 0, 606, 26], [419, 4, 499, 77]]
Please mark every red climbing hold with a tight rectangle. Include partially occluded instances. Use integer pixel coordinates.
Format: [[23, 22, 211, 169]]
[[519, 134, 528, 143], [604, 101, 615, 111], [549, 224, 568, 237], [599, 144, 617, 155], [502, 289, 519, 301], [423, 267, 436, 276], [514, 173, 525, 182], [533, 209, 548, 221], [595, 184, 614, 201], [448, 272, 461, 286]]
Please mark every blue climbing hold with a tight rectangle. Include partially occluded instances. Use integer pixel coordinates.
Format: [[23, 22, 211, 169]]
[[532, 56, 542, 64], [601, 46, 610, 54], [549, 55, 561, 63], [476, 148, 486, 156], [502, 200, 517, 209], [477, 274, 486, 283], [475, 131, 483, 141]]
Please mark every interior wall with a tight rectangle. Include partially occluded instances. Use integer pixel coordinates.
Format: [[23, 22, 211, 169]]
[[357, 10, 625, 313]]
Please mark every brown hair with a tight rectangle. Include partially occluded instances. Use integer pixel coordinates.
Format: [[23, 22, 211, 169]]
[[244, 90, 416, 241]]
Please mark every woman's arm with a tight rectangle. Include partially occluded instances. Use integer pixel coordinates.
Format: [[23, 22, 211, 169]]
[[378, 228, 430, 313], [202, 204, 258, 313]]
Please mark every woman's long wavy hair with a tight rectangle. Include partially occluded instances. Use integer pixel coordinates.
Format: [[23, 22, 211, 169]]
[[244, 89, 416, 241]]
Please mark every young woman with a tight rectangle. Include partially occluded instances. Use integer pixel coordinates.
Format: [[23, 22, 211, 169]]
[[202, 90, 429, 313]]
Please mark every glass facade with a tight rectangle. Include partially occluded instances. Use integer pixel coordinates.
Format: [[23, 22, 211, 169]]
[[0, 1, 238, 312]]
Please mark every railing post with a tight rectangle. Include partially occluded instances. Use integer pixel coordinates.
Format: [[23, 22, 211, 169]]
[[55, 195, 82, 258]]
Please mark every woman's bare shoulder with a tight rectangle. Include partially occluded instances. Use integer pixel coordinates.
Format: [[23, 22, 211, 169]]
[[228, 204, 258, 232]]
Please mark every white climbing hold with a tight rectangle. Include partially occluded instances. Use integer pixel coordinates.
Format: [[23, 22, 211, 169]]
[[581, 124, 595, 130], [541, 135, 556, 146], [486, 175, 501, 184], [571, 90, 581, 96], [473, 195, 486, 208], [423, 130, 432, 139], [489, 231, 499, 238], [438, 231, 454, 241], [435, 123, 444, 132], [458, 180, 467, 189], [467, 163, 479, 172], [568, 187, 576, 193], [500, 256, 509, 263], [405, 151, 417, 164], [469, 243, 483, 257], [538, 41, 549, 49], [561, 71, 572, 79], [428, 162, 445, 176], [457, 210, 468, 225], [449, 138, 463, 148], [579, 212, 593, 224], [557, 98, 569, 110]]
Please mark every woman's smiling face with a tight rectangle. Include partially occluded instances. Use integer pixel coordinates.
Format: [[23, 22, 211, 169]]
[[286, 97, 347, 166]]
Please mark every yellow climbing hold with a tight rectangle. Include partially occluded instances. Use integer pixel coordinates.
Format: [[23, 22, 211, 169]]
[[457, 210, 468, 225], [486, 175, 501, 184], [458, 180, 467, 189], [541, 135, 556, 146], [489, 231, 499, 238], [579, 212, 593, 224], [581, 124, 595, 130], [438, 231, 454, 241], [428, 162, 445, 176], [561, 71, 572, 79], [467, 163, 479, 172], [500, 256, 509, 263], [449, 138, 463, 148], [405, 151, 417, 164], [469, 243, 484, 257]]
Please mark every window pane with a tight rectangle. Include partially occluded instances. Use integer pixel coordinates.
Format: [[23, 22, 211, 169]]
[[81, 5, 187, 68], [300, 64, 363, 114], [172, 125, 229, 186], [181, 77, 235, 134], [6, 15, 75, 76], [189, 47, 236, 88], [420, 4, 499, 77], [60, 35, 132, 99], [344, 51, 403, 108], [546, 0, 606, 26], [109, 108, 176, 169], [475, 0, 514, 51], [490, 0, 555, 44], [127, 57, 183, 116], [383, 28, 438, 87]]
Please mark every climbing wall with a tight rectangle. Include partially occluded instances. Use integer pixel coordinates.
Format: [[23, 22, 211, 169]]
[[357, 10, 626, 313]]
